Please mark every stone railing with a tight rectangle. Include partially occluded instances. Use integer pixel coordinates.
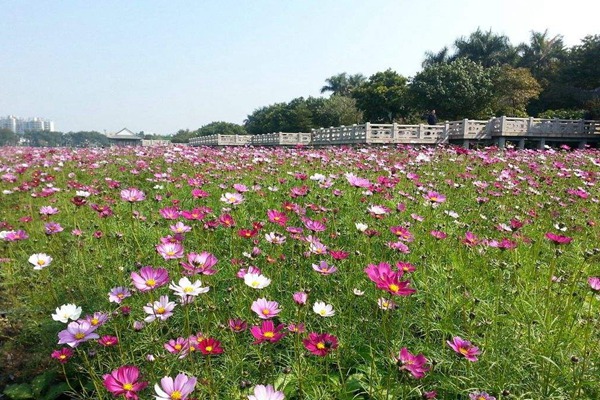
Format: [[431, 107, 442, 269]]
[[188, 117, 600, 147], [490, 116, 600, 137]]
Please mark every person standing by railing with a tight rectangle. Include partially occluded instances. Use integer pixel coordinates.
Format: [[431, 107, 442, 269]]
[[427, 110, 438, 125]]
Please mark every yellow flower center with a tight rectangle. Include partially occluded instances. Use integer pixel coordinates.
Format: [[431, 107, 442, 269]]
[[320, 310, 326, 315], [317, 342, 325, 349], [264, 331, 274, 338], [122, 383, 133, 391], [184, 287, 194, 293], [91, 318, 99, 325], [262, 309, 270, 315], [170, 391, 182, 400], [251, 281, 259, 287], [174, 344, 182, 350], [389, 284, 399, 292], [167, 251, 175, 256], [59, 355, 66, 360], [459, 347, 469, 355], [156, 307, 166, 314], [146, 279, 156, 287], [205, 346, 213, 352], [74, 333, 85, 340], [37, 259, 45, 265]]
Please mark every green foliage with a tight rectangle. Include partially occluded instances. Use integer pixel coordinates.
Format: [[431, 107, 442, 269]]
[[410, 58, 496, 120], [562, 34, 600, 90], [352, 69, 410, 123], [0, 128, 19, 146], [320, 73, 366, 97], [453, 28, 518, 67], [537, 109, 586, 119], [170, 129, 196, 143], [491, 66, 542, 117], [194, 121, 247, 137], [3, 383, 34, 399]]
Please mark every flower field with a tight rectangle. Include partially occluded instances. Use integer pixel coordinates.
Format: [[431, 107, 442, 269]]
[[0, 144, 599, 400]]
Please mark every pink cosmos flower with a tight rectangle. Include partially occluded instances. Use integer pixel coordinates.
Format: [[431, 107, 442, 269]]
[[180, 207, 209, 220], [424, 191, 446, 203], [40, 206, 59, 215], [98, 335, 119, 347], [469, 392, 496, 400], [44, 222, 63, 235], [131, 266, 169, 292], [159, 206, 180, 220], [447, 336, 480, 362], [430, 230, 447, 239], [545, 232, 573, 245], [251, 298, 281, 319], [170, 221, 192, 234], [154, 373, 197, 400], [109, 286, 132, 303], [248, 384, 285, 400], [84, 312, 109, 330], [293, 292, 307, 305], [312, 260, 337, 275], [396, 347, 430, 379], [102, 365, 148, 400], [303, 332, 338, 356], [588, 277, 600, 291], [390, 226, 414, 242], [303, 218, 326, 232], [265, 232, 286, 244], [51, 348, 74, 364], [181, 252, 218, 275], [250, 320, 286, 344], [164, 337, 189, 358], [219, 213, 236, 227], [345, 173, 371, 188], [120, 188, 145, 202], [57, 320, 99, 348], [221, 192, 244, 205], [396, 262, 415, 274], [463, 232, 479, 246], [143, 295, 176, 323], [156, 242, 184, 260]]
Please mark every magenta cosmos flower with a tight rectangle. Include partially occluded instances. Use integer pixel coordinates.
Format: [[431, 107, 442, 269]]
[[51, 348, 74, 364], [303, 332, 338, 356], [424, 191, 446, 203], [545, 232, 573, 245], [251, 320, 286, 344], [396, 347, 430, 379], [102, 365, 148, 400], [469, 392, 496, 400], [120, 188, 146, 202], [131, 266, 169, 292], [447, 336, 480, 362], [247, 384, 285, 400], [154, 373, 197, 400], [251, 298, 281, 319]]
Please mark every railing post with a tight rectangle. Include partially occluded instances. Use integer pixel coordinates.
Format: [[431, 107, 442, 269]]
[[365, 122, 372, 143], [500, 116, 507, 135], [463, 119, 469, 137], [444, 121, 449, 143], [392, 122, 398, 141], [418, 124, 424, 140], [528, 117, 534, 133]]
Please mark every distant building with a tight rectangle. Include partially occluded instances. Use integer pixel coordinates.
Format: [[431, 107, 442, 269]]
[[0, 115, 55, 133], [105, 128, 142, 146]]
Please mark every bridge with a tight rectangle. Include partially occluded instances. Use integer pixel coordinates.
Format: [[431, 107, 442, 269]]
[[189, 117, 600, 149]]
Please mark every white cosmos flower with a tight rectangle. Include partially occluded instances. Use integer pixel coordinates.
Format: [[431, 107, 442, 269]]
[[28, 253, 53, 270], [52, 304, 82, 323], [244, 273, 271, 289], [220, 192, 244, 205], [75, 190, 90, 197], [313, 301, 335, 317], [169, 277, 209, 298], [355, 222, 368, 232]]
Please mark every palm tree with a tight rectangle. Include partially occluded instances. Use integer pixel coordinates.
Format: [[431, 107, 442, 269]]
[[320, 73, 366, 96], [517, 30, 565, 82], [453, 28, 517, 67], [422, 46, 451, 68]]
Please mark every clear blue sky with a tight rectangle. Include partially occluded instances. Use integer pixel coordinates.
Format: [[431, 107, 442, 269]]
[[1, 0, 598, 135]]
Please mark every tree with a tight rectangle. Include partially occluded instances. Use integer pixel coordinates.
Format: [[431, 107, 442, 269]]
[[320, 73, 366, 96], [453, 29, 517, 67], [352, 69, 410, 123], [64, 131, 109, 147], [319, 95, 363, 127], [171, 129, 196, 143], [422, 46, 451, 68], [0, 128, 19, 146], [517, 30, 566, 84], [491, 66, 542, 117], [195, 122, 247, 137], [409, 58, 496, 120], [563, 34, 600, 90]]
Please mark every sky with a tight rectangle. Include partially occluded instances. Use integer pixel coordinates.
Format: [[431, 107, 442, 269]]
[[1, 0, 599, 135]]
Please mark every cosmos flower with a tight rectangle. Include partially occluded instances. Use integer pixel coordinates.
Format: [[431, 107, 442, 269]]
[[120, 188, 146, 202], [102, 365, 148, 400], [251, 298, 281, 319], [293, 292, 307, 305], [221, 192, 244, 205], [28, 253, 53, 270], [447, 336, 481, 362], [247, 384, 285, 400], [98, 335, 119, 347], [250, 320, 286, 344], [312, 260, 337, 275], [244, 273, 271, 289], [108, 287, 132, 304], [267, 209, 288, 226], [44, 222, 64, 235], [588, 277, 600, 291], [51, 348, 74, 364], [164, 337, 189, 358], [198, 337, 223, 355], [143, 295, 176, 323], [181, 252, 218, 275], [57, 320, 99, 347], [169, 277, 210, 298], [131, 266, 169, 292], [52, 304, 82, 323], [395, 347, 430, 379], [377, 297, 397, 310], [154, 373, 197, 400], [545, 232, 573, 245], [303, 332, 338, 356], [469, 392, 496, 400], [312, 301, 335, 317], [228, 318, 248, 333], [39, 206, 59, 215], [156, 242, 185, 260]]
